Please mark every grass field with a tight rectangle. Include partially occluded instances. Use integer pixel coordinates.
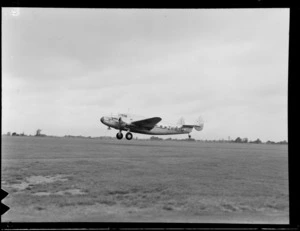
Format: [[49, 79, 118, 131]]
[[1, 136, 289, 223]]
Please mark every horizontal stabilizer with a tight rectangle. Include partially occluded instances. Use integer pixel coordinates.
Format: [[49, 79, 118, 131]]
[[182, 116, 204, 131], [182, 125, 194, 128]]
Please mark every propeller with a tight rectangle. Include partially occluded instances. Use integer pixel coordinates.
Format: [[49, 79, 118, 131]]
[[118, 116, 129, 131], [118, 117, 123, 129]]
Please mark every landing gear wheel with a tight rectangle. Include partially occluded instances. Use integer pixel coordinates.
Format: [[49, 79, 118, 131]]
[[188, 134, 191, 139], [126, 132, 133, 140], [116, 132, 123, 140]]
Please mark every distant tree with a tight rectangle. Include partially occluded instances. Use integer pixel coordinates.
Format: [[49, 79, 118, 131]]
[[242, 138, 248, 143], [235, 137, 242, 143], [252, 138, 262, 144], [277, 140, 288, 144], [266, 140, 275, 144], [12, 132, 18, 136], [7, 132, 11, 136], [150, 136, 163, 141], [36, 129, 42, 136], [184, 138, 195, 142]]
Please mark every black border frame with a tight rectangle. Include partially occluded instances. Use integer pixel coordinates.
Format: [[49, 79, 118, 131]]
[[1, 1, 299, 230]]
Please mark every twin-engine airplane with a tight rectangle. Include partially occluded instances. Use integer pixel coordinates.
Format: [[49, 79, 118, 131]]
[[100, 113, 204, 140]]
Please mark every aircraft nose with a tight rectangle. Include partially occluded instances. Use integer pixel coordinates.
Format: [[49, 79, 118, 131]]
[[100, 117, 105, 123]]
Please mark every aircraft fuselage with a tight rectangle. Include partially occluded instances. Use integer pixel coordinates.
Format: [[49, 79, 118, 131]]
[[100, 116, 192, 135], [100, 113, 203, 140]]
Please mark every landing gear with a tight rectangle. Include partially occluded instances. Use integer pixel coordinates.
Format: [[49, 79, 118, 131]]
[[116, 131, 133, 140], [188, 134, 191, 139], [116, 132, 123, 140], [125, 132, 133, 140]]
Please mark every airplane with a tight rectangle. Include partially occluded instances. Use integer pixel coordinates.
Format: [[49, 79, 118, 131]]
[[100, 113, 204, 140]]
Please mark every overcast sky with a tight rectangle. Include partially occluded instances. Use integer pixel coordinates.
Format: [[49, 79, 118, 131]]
[[2, 8, 289, 141]]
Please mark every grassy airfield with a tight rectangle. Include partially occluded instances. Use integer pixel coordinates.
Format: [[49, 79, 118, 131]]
[[1, 136, 289, 223]]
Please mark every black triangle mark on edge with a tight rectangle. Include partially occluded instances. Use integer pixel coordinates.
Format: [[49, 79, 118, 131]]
[[1, 189, 10, 215]]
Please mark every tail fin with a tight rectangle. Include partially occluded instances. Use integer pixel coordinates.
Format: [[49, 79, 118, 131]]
[[177, 117, 185, 126], [194, 116, 204, 131]]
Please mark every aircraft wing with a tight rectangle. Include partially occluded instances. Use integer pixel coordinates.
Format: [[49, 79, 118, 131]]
[[130, 117, 162, 130]]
